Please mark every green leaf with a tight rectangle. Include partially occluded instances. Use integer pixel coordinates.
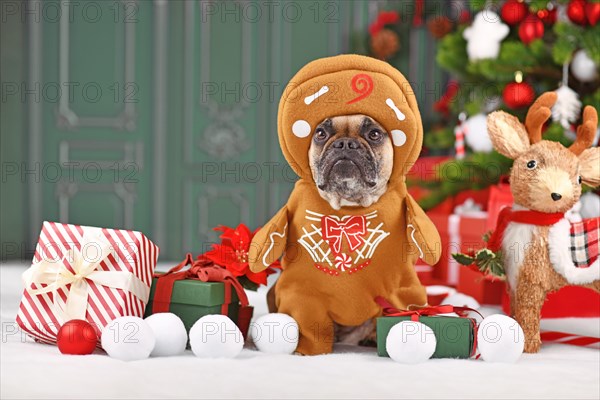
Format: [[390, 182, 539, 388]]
[[238, 275, 259, 291], [452, 253, 475, 266]]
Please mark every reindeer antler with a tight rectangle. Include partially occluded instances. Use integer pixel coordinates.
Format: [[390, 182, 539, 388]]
[[525, 92, 557, 144], [569, 106, 598, 156]]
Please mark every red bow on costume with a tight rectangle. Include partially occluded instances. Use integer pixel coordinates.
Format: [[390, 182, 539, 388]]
[[321, 215, 367, 254], [487, 208, 564, 252], [151, 253, 249, 315]]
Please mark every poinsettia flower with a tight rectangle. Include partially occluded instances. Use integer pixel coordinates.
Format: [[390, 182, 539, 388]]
[[202, 223, 281, 288]]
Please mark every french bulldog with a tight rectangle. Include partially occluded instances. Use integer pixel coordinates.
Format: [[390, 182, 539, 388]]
[[309, 115, 394, 210], [267, 114, 395, 345]]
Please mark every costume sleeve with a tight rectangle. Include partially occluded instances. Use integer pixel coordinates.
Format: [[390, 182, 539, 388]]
[[249, 206, 289, 273], [405, 194, 442, 266]]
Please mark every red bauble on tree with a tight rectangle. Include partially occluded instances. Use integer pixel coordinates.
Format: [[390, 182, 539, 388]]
[[586, 1, 600, 26], [503, 79, 535, 109], [501, 0, 529, 25], [567, 0, 588, 25], [57, 319, 98, 355], [537, 7, 557, 25], [518, 14, 544, 44]]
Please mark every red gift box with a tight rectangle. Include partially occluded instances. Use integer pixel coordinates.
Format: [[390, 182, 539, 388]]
[[486, 182, 513, 231], [458, 266, 506, 305], [428, 211, 489, 285], [502, 287, 600, 318], [17, 221, 159, 345]]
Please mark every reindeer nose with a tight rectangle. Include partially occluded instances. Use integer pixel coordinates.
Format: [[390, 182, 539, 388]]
[[332, 138, 360, 150], [551, 192, 562, 201]]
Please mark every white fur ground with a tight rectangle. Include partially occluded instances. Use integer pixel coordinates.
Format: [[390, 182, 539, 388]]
[[1, 262, 599, 399]]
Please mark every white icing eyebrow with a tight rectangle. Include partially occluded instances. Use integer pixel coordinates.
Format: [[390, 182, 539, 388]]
[[386, 98, 406, 121], [304, 86, 330, 105]]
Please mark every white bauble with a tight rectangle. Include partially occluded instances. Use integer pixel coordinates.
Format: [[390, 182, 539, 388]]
[[571, 50, 599, 83], [580, 192, 600, 219], [463, 11, 509, 61], [251, 313, 299, 354], [145, 313, 187, 357], [442, 293, 481, 311], [101, 316, 155, 361], [189, 315, 243, 358], [386, 321, 437, 364], [552, 85, 581, 129], [464, 114, 493, 153], [477, 314, 524, 363]]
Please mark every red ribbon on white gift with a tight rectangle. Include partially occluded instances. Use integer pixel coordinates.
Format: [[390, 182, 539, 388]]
[[22, 229, 150, 323]]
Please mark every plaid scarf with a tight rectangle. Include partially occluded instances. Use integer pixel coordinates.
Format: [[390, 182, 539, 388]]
[[488, 207, 599, 269], [570, 218, 599, 269]]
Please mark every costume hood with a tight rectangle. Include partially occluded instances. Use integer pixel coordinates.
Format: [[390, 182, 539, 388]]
[[277, 54, 423, 184]]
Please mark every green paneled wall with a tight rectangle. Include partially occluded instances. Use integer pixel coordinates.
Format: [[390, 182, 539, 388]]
[[1, 0, 447, 261]]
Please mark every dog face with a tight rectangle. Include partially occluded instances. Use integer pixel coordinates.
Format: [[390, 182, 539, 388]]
[[308, 114, 394, 210]]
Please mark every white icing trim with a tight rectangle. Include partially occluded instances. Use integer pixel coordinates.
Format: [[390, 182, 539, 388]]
[[408, 224, 424, 259], [262, 223, 287, 267], [385, 98, 406, 121], [304, 86, 329, 105], [548, 218, 599, 284]]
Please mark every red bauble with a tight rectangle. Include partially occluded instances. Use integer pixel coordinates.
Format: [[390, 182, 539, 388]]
[[567, 0, 588, 25], [57, 319, 98, 355], [586, 2, 600, 26], [503, 82, 535, 109], [518, 14, 544, 44], [537, 8, 557, 25], [501, 0, 529, 25]]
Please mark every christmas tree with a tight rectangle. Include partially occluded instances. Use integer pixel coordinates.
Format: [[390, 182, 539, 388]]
[[363, 0, 599, 210]]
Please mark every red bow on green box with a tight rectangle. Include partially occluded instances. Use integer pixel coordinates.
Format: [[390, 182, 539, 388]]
[[152, 253, 249, 315]]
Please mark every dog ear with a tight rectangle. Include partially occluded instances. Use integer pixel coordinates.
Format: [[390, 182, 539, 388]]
[[579, 147, 600, 187], [487, 111, 531, 159]]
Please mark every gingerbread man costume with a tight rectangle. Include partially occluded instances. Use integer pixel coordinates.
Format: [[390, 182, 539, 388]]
[[249, 54, 441, 355]]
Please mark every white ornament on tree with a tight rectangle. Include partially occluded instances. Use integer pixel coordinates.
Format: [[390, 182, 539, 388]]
[[571, 50, 599, 83], [464, 113, 493, 153], [463, 11, 509, 61], [580, 192, 600, 219], [552, 85, 582, 129]]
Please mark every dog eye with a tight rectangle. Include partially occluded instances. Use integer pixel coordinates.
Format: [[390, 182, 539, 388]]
[[314, 128, 328, 141], [578, 176, 582, 185], [368, 130, 382, 142], [526, 160, 537, 169]]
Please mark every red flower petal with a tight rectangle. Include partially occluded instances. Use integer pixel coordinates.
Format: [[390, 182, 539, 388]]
[[203, 244, 237, 268], [245, 269, 268, 286]]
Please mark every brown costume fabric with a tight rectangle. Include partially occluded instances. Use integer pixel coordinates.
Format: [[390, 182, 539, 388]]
[[249, 54, 442, 355]]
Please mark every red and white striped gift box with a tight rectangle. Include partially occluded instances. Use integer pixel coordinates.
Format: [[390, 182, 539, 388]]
[[16, 221, 159, 345]]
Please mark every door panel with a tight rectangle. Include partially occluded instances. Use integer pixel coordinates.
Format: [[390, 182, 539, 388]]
[[16, 0, 447, 261], [33, 0, 153, 238]]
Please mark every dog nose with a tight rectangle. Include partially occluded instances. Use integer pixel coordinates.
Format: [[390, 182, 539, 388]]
[[331, 138, 360, 150], [551, 192, 562, 201]]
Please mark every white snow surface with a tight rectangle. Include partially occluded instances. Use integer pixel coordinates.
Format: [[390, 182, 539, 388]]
[[1, 262, 599, 399]]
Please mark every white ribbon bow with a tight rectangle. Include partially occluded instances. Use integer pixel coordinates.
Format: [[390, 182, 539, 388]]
[[22, 228, 150, 323]]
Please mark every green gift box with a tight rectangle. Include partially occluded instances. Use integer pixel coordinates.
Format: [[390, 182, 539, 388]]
[[144, 278, 253, 336], [377, 316, 476, 359]]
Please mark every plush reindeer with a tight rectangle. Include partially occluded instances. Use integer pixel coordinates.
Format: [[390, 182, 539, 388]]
[[486, 92, 600, 353]]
